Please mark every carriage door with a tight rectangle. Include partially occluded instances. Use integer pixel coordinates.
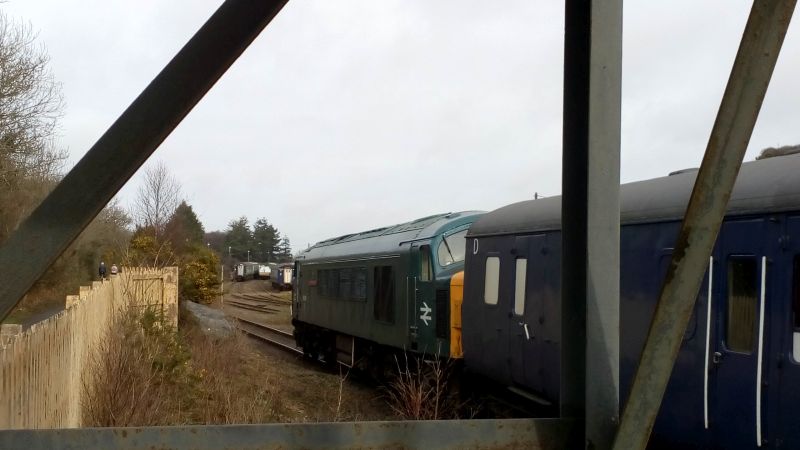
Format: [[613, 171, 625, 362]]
[[775, 215, 800, 445], [509, 235, 545, 397], [712, 218, 768, 447], [409, 244, 436, 353]]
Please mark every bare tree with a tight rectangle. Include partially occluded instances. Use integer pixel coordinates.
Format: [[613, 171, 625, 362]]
[[132, 161, 181, 237], [0, 12, 65, 184], [0, 12, 65, 242]]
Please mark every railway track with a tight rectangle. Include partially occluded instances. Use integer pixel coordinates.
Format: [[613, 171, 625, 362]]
[[225, 299, 280, 314], [233, 316, 302, 355], [228, 292, 289, 306]]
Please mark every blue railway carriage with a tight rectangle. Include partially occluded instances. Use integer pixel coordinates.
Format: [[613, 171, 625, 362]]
[[463, 154, 800, 448], [292, 211, 483, 368], [271, 263, 293, 291]]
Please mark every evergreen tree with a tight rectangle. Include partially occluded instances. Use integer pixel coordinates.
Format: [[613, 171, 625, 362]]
[[163, 201, 204, 254], [252, 217, 279, 262], [224, 216, 252, 261], [204, 231, 226, 255], [278, 235, 292, 261]]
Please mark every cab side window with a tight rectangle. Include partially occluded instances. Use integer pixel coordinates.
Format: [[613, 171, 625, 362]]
[[420, 245, 433, 281]]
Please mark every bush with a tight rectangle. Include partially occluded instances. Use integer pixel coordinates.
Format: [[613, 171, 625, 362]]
[[179, 246, 220, 304]]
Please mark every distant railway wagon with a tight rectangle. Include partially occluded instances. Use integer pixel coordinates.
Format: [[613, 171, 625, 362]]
[[235, 262, 259, 281], [292, 211, 483, 367], [258, 264, 271, 279], [271, 263, 293, 291]]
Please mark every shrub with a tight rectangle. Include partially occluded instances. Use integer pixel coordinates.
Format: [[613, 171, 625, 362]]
[[179, 246, 220, 304]]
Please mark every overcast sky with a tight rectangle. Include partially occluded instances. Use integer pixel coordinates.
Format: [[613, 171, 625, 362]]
[[3, 1, 799, 252]]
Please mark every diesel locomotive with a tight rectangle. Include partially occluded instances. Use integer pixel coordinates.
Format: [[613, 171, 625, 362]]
[[292, 211, 483, 367]]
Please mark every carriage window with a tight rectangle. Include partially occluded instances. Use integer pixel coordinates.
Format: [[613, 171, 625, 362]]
[[484, 256, 500, 305], [338, 268, 352, 298], [374, 266, 395, 322], [354, 268, 367, 300], [319, 269, 329, 296], [438, 229, 468, 266], [420, 245, 433, 281], [726, 257, 758, 353], [514, 258, 527, 315], [318, 268, 366, 299]]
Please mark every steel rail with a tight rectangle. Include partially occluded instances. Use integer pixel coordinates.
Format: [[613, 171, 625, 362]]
[[226, 300, 280, 314], [235, 316, 294, 338], [229, 293, 289, 306], [232, 315, 300, 354], [613, 1, 796, 448], [0, 0, 289, 321]]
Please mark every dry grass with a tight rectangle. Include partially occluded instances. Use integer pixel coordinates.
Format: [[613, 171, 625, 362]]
[[81, 307, 192, 426], [81, 306, 285, 426], [181, 317, 284, 424], [383, 353, 467, 420]]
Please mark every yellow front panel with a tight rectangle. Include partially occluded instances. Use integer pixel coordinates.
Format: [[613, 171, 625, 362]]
[[450, 271, 464, 358]]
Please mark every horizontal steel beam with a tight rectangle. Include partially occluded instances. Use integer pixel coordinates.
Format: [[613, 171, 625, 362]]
[[613, 0, 796, 448], [0, 419, 576, 449], [0, 0, 288, 321]]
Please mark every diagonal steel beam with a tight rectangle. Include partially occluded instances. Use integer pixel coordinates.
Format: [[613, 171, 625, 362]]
[[0, 0, 289, 321], [613, 0, 796, 448]]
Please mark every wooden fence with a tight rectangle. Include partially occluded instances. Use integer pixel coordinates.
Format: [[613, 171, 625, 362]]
[[0, 267, 178, 429]]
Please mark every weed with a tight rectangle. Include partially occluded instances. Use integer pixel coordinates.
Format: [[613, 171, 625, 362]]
[[383, 353, 465, 420]]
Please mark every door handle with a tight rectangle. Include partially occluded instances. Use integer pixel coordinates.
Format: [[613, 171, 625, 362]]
[[712, 351, 723, 364], [519, 322, 532, 340]]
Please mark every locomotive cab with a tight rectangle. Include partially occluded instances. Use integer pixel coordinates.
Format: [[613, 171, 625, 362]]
[[406, 226, 470, 357]]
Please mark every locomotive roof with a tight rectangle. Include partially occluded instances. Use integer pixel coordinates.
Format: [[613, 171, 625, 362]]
[[469, 153, 800, 237], [298, 211, 484, 262]]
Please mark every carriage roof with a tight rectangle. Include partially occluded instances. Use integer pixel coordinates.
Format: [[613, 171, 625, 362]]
[[469, 153, 800, 237]]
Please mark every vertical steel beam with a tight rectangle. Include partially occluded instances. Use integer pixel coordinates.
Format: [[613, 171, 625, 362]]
[[613, 1, 796, 448], [562, 0, 622, 448], [0, 0, 289, 321]]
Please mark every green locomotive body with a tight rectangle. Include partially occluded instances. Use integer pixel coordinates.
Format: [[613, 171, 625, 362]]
[[292, 211, 483, 367]]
